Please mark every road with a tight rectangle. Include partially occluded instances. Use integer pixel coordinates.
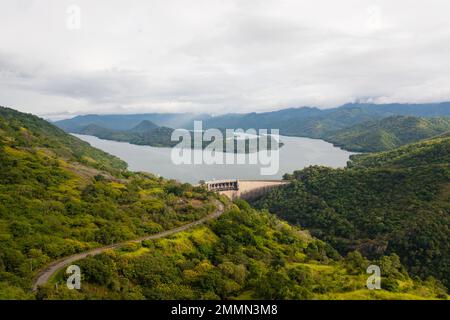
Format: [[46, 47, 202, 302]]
[[32, 200, 225, 291]]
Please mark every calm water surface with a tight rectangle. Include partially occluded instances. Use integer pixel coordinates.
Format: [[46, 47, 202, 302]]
[[74, 134, 355, 184]]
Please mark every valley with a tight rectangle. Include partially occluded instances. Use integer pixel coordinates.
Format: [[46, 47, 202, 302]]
[[0, 105, 449, 300]]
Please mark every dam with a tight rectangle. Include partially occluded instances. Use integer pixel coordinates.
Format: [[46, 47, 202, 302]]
[[205, 179, 289, 200]]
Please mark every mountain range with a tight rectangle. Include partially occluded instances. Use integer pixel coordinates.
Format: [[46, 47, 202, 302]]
[[54, 102, 450, 152]]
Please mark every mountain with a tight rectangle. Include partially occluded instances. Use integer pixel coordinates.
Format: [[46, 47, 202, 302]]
[[325, 116, 450, 152], [1, 106, 445, 300], [202, 104, 450, 150], [128, 120, 159, 133], [254, 135, 450, 289], [340, 102, 450, 117], [202, 107, 324, 131], [203, 102, 450, 138], [55, 113, 211, 132], [0, 106, 220, 299]]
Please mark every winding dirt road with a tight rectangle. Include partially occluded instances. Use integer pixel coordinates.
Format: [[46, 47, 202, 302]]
[[32, 200, 225, 291]]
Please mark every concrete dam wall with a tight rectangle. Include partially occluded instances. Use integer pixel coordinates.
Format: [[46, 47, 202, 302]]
[[205, 179, 289, 201]]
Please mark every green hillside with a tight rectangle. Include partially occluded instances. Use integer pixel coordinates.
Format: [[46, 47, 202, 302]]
[[348, 132, 450, 168], [0, 107, 127, 174], [0, 106, 218, 299], [38, 201, 447, 300], [255, 136, 450, 289], [325, 116, 450, 152]]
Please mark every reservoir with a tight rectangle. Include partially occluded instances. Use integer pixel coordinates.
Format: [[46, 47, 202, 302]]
[[74, 134, 355, 184]]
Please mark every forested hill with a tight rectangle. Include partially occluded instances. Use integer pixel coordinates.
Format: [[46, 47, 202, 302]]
[[254, 135, 450, 289], [348, 132, 450, 168], [325, 116, 450, 152], [0, 107, 127, 173], [39, 201, 447, 300], [0, 106, 220, 298]]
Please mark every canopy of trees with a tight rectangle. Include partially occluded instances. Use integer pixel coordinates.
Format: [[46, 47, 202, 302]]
[[39, 201, 447, 300], [0, 107, 217, 298], [255, 135, 450, 289]]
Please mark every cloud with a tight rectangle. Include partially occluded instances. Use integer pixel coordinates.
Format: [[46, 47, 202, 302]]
[[1, 0, 450, 116]]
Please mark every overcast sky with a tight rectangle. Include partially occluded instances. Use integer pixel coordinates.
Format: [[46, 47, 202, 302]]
[[1, 0, 450, 118]]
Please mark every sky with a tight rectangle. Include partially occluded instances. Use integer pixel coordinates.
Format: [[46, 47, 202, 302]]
[[1, 0, 450, 118]]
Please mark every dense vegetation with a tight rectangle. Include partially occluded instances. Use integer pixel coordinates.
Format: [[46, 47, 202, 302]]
[[255, 135, 450, 289], [0, 106, 218, 299], [38, 201, 447, 300], [348, 132, 450, 168], [326, 116, 450, 152], [0, 107, 127, 174]]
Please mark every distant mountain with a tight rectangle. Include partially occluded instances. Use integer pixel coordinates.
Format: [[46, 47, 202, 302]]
[[325, 116, 450, 152], [340, 102, 450, 117], [128, 120, 159, 133], [55, 102, 450, 152], [254, 134, 450, 288], [203, 102, 450, 138], [55, 112, 211, 132], [202, 107, 324, 131]]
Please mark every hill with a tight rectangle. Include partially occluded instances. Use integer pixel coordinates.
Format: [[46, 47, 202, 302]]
[[74, 122, 178, 148], [325, 116, 450, 152], [254, 136, 450, 289], [128, 120, 159, 133], [37, 201, 447, 300], [0, 107, 127, 173], [0, 106, 219, 299], [348, 132, 450, 168]]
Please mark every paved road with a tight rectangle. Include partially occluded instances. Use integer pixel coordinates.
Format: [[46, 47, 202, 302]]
[[32, 200, 225, 291]]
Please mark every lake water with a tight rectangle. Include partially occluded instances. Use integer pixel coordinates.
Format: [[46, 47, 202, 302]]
[[74, 134, 355, 184]]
